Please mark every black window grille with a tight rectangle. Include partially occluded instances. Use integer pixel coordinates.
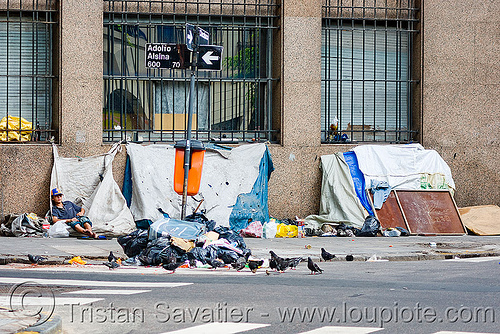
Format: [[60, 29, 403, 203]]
[[0, 0, 56, 142], [322, 0, 418, 143], [103, 0, 279, 143]]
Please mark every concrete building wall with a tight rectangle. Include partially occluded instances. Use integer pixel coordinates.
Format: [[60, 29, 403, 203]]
[[0, 0, 498, 222]]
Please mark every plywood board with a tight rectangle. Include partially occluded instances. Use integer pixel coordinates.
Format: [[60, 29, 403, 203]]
[[370, 191, 408, 230], [395, 190, 466, 235]]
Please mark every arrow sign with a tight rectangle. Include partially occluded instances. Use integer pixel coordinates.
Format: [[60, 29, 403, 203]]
[[185, 24, 195, 51], [201, 50, 219, 65], [197, 45, 223, 71]]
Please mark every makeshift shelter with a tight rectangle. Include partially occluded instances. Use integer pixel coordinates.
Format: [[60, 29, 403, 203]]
[[50, 142, 135, 236], [304, 153, 367, 230], [305, 144, 458, 235], [123, 142, 273, 230]]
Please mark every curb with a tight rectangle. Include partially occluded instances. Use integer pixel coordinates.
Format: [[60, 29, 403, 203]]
[[18, 315, 62, 334]]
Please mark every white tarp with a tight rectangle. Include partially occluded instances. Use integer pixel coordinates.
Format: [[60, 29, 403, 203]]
[[352, 143, 455, 191], [50, 142, 135, 236], [304, 153, 366, 229], [126, 142, 267, 226]]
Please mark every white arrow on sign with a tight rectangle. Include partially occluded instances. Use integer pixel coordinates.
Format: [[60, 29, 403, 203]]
[[187, 30, 193, 45], [201, 51, 219, 65]]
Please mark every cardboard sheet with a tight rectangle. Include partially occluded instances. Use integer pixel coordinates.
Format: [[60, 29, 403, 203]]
[[459, 205, 500, 236]]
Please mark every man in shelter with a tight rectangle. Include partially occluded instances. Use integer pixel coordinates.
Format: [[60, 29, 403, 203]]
[[51, 188, 98, 238]]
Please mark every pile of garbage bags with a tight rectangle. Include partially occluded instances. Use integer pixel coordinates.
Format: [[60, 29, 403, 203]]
[[117, 213, 251, 267]]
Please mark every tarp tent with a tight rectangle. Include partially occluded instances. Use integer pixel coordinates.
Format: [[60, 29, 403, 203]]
[[50, 142, 135, 236], [304, 153, 367, 230], [124, 143, 273, 229], [305, 144, 455, 231]]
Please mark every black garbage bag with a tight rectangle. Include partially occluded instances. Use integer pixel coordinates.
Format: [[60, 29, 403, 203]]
[[356, 215, 381, 237], [117, 229, 149, 258], [185, 213, 216, 232], [138, 237, 171, 266], [213, 226, 247, 250], [216, 248, 240, 264], [187, 246, 218, 265]]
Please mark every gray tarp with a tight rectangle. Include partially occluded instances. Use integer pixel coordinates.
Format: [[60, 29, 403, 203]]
[[304, 153, 366, 230]]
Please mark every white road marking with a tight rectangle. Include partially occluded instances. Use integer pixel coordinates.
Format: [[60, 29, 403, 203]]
[[444, 256, 500, 262], [0, 277, 192, 288], [0, 264, 264, 275], [61, 289, 151, 295], [434, 331, 500, 334], [0, 296, 103, 306], [162, 322, 270, 334], [299, 326, 383, 334]]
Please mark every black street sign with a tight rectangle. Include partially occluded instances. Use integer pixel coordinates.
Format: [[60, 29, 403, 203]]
[[197, 45, 223, 71], [145, 43, 190, 69], [185, 24, 195, 51]]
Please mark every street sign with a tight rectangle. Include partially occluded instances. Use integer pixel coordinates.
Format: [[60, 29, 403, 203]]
[[197, 45, 223, 71], [198, 27, 209, 45], [185, 24, 195, 51], [145, 43, 189, 69]]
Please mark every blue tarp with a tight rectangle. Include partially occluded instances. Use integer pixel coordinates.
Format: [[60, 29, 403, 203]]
[[343, 151, 374, 216], [229, 147, 274, 231]]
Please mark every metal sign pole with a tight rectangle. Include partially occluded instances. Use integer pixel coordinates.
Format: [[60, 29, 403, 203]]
[[180, 33, 199, 220]]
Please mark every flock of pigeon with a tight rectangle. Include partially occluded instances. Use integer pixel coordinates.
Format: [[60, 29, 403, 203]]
[[27, 247, 339, 275]]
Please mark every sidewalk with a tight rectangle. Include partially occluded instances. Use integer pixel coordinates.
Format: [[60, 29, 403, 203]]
[[1, 234, 500, 265]]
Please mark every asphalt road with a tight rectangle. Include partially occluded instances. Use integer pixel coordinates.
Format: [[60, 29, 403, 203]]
[[0, 257, 499, 334]]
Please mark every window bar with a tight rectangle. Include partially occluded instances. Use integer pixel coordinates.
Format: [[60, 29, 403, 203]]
[[384, 4, 388, 142], [350, 17, 354, 142], [266, 26, 273, 142], [362, 7, 366, 142], [373, 1, 377, 143], [18, 10, 22, 137]]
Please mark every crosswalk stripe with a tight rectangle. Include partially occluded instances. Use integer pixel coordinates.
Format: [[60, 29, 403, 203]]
[[61, 289, 151, 295], [0, 296, 103, 306], [298, 326, 383, 334], [0, 277, 192, 288], [161, 322, 270, 334]]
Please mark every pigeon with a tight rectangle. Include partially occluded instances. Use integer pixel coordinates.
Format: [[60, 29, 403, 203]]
[[189, 258, 197, 269], [270, 250, 288, 272], [269, 257, 278, 271], [28, 254, 47, 265], [162, 261, 181, 273], [288, 257, 302, 270], [248, 259, 264, 273], [103, 260, 120, 270], [108, 251, 119, 263], [231, 256, 247, 271], [321, 248, 336, 261], [307, 257, 323, 275], [207, 258, 226, 269]]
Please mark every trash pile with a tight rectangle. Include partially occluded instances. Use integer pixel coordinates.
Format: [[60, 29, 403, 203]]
[[0, 213, 49, 237], [117, 213, 251, 269]]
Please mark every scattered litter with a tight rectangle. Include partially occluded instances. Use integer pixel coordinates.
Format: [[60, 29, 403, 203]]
[[68, 256, 86, 265], [429, 242, 437, 248], [346, 254, 354, 261], [305, 244, 311, 249], [366, 254, 388, 262]]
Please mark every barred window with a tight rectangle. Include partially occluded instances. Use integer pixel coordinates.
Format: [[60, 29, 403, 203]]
[[0, 1, 56, 142], [322, 1, 418, 143], [103, 1, 279, 143]]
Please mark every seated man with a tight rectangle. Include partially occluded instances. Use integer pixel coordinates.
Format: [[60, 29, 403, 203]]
[[50, 188, 98, 238]]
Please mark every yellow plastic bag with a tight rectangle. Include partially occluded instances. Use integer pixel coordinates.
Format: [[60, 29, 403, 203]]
[[68, 256, 87, 265], [0, 116, 32, 141], [276, 223, 298, 238]]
